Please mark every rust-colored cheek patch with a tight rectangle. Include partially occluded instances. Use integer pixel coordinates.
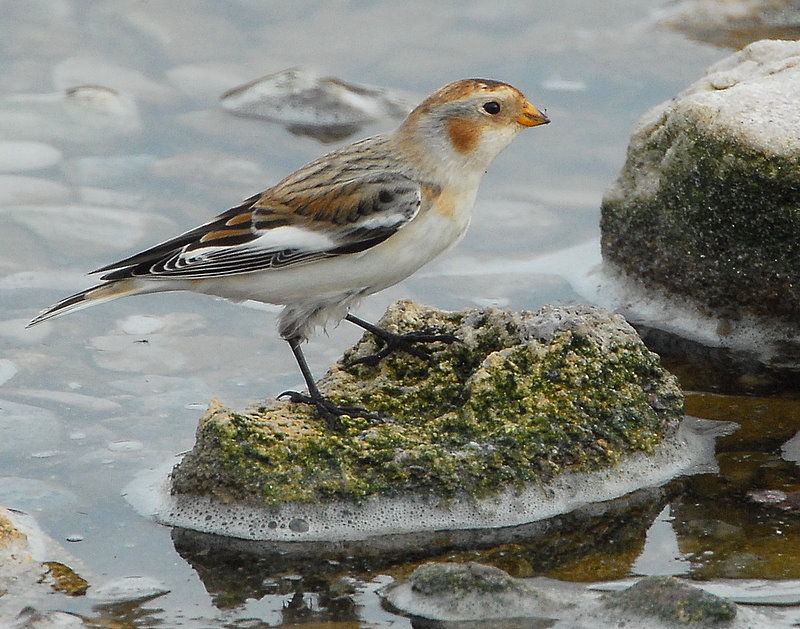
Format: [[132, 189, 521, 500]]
[[446, 118, 482, 155]]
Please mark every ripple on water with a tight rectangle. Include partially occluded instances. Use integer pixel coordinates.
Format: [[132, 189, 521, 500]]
[[0, 141, 62, 172], [0, 399, 62, 455]]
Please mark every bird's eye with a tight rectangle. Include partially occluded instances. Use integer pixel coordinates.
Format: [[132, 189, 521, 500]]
[[482, 101, 501, 115]]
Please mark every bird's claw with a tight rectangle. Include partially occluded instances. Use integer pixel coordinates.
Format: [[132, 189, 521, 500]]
[[278, 390, 382, 429], [350, 329, 460, 367]]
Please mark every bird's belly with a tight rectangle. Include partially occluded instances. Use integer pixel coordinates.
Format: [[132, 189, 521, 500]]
[[190, 207, 470, 305]]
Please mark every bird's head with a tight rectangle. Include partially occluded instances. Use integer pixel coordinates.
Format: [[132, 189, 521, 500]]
[[396, 79, 549, 181]]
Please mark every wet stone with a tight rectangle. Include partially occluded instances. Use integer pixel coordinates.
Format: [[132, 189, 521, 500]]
[[171, 301, 684, 507], [383, 562, 566, 623], [144, 301, 729, 546], [599, 39, 800, 380], [220, 67, 412, 142], [602, 576, 737, 625]]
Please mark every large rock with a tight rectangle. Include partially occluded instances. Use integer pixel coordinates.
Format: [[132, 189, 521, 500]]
[[143, 301, 733, 545], [600, 40, 800, 374], [172, 301, 683, 505]]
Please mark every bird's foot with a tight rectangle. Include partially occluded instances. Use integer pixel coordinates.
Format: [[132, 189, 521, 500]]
[[278, 389, 382, 429], [351, 328, 460, 367]]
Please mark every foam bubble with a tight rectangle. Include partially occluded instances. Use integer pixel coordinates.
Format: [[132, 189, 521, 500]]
[[125, 417, 732, 543]]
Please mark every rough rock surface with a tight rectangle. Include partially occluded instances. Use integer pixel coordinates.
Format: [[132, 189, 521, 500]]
[[220, 67, 411, 142], [171, 301, 683, 507], [0, 507, 90, 625], [382, 563, 777, 627], [600, 40, 800, 344]]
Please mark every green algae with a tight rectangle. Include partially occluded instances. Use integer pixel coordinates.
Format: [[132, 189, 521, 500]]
[[601, 112, 800, 324], [409, 562, 529, 596], [171, 302, 684, 506], [42, 561, 88, 597], [603, 576, 737, 625]]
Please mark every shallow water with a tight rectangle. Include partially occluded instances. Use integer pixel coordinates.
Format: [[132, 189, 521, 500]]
[[1, 1, 799, 626]]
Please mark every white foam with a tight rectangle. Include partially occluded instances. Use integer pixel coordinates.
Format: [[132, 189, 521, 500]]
[[585, 261, 800, 364], [125, 417, 732, 543]]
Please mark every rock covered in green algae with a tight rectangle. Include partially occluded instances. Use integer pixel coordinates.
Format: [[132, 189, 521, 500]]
[[383, 561, 566, 623], [170, 301, 684, 507], [603, 576, 737, 625], [601, 40, 800, 330]]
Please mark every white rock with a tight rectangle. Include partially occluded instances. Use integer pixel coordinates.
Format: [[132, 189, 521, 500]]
[[128, 418, 732, 543], [119, 314, 167, 336], [599, 40, 800, 364], [676, 39, 800, 156]]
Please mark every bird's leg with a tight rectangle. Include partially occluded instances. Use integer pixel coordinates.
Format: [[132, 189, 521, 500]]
[[278, 336, 380, 428], [345, 313, 459, 366]]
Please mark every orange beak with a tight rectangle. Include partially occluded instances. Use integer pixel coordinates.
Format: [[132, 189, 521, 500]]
[[518, 101, 550, 127]]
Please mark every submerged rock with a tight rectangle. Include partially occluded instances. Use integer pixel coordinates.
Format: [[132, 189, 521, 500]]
[[603, 576, 737, 625], [220, 67, 411, 142], [383, 562, 566, 624], [599, 40, 800, 381], [145, 301, 730, 544], [384, 567, 788, 627]]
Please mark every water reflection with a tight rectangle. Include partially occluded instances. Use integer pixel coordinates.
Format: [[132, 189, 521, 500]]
[[2, 0, 799, 626]]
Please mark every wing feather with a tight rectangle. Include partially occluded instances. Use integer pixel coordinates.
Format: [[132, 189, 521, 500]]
[[97, 171, 421, 281]]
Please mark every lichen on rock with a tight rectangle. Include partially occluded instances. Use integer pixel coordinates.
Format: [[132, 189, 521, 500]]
[[170, 301, 684, 507], [603, 576, 737, 625], [601, 40, 800, 329]]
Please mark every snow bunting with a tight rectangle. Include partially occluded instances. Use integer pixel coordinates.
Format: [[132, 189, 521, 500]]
[[29, 78, 549, 424]]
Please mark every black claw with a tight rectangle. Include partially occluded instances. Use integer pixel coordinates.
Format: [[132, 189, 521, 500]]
[[349, 327, 460, 367], [278, 389, 382, 429]]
